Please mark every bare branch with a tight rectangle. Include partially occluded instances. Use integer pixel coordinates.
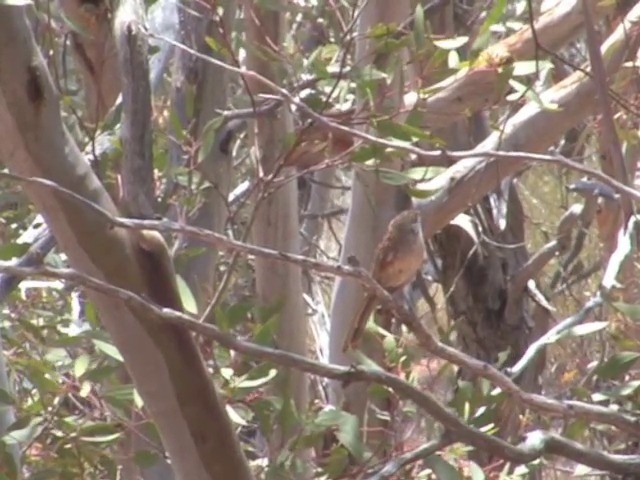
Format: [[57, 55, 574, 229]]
[[507, 295, 603, 379], [370, 437, 453, 479]]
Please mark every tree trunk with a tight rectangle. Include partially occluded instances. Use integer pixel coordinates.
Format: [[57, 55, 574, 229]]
[[172, 0, 235, 308], [0, 7, 253, 479], [243, 0, 309, 460], [328, 0, 415, 455]]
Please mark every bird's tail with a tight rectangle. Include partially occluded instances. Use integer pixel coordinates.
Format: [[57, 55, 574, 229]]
[[342, 294, 376, 352]]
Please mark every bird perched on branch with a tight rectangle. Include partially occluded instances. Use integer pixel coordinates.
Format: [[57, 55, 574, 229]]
[[343, 209, 426, 352]]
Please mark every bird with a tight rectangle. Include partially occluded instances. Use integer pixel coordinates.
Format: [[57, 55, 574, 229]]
[[343, 209, 427, 352]]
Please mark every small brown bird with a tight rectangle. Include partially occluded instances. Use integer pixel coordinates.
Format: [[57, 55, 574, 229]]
[[343, 209, 426, 352]]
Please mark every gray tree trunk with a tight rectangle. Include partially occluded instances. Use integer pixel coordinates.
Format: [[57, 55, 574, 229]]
[[242, 0, 309, 464], [328, 0, 415, 453]]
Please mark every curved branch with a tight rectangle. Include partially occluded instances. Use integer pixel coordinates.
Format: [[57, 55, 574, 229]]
[[507, 295, 603, 379]]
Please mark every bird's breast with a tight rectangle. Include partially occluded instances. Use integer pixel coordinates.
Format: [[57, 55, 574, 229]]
[[377, 241, 426, 290]]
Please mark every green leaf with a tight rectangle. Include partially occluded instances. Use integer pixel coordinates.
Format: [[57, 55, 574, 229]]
[[507, 79, 558, 110], [564, 418, 588, 441], [103, 384, 135, 405], [374, 118, 434, 143], [0, 388, 15, 406], [565, 321, 609, 338], [0, 0, 33, 5], [613, 301, 640, 319], [314, 410, 364, 460], [617, 379, 640, 397], [472, 0, 507, 51], [354, 63, 388, 81], [82, 364, 119, 383], [433, 36, 469, 50], [350, 144, 384, 163], [204, 36, 222, 54], [595, 352, 640, 380], [168, 108, 186, 143], [176, 275, 198, 314], [574, 464, 595, 476], [251, 306, 280, 345], [74, 354, 90, 379], [512, 60, 552, 77], [220, 302, 253, 329], [424, 455, 462, 480], [78, 423, 122, 443], [412, 4, 426, 52], [406, 186, 441, 199], [235, 368, 277, 390], [469, 461, 486, 480], [225, 404, 248, 426], [371, 168, 413, 186], [134, 449, 161, 469], [79, 381, 92, 398], [405, 166, 446, 181], [321, 446, 350, 477], [84, 300, 99, 327], [3, 416, 42, 445], [0, 242, 29, 260], [134, 389, 144, 409], [335, 419, 362, 461], [92, 339, 124, 362], [199, 116, 225, 164]]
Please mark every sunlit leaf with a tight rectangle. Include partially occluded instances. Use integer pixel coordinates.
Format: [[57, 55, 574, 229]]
[[78, 423, 122, 442], [433, 36, 468, 50], [235, 369, 277, 390], [176, 275, 198, 315], [469, 461, 485, 480], [512, 60, 553, 77], [92, 339, 124, 362], [0, 0, 33, 5], [565, 321, 609, 338], [225, 404, 248, 426], [74, 354, 90, 379]]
